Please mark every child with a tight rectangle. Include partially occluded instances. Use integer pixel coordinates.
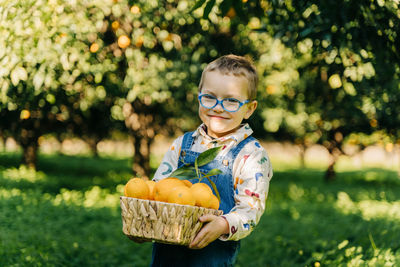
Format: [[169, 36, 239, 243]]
[[150, 55, 273, 266]]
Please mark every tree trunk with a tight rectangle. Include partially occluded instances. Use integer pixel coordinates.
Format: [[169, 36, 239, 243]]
[[21, 137, 39, 169], [324, 146, 341, 182], [1, 137, 5, 152], [397, 145, 400, 178], [123, 101, 160, 179], [86, 137, 100, 157], [55, 132, 65, 155], [0, 130, 5, 152], [132, 136, 151, 179], [298, 144, 306, 168], [324, 160, 336, 181]]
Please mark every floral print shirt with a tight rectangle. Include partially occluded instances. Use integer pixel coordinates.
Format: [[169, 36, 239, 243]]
[[153, 123, 273, 241]]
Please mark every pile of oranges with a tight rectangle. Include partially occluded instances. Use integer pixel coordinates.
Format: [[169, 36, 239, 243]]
[[124, 177, 219, 210]]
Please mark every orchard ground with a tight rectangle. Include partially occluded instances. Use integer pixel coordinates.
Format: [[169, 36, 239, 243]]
[[2, 136, 399, 172], [0, 137, 399, 266]]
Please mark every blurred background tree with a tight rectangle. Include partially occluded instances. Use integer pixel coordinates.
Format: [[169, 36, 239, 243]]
[[195, 0, 400, 179], [0, 0, 119, 167], [1, 0, 399, 178], [264, 0, 400, 180], [95, 0, 264, 177]]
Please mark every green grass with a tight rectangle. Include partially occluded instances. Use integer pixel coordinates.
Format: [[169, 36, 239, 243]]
[[1, 152, 399, 266]]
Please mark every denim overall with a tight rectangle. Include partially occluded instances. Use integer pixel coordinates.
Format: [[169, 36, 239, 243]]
[[151, 131, 255, 267]]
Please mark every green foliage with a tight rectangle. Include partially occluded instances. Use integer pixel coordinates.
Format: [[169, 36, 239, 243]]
[[0, 0, 123, 166], [170, 146, 222, 200], [0, 153, 150, 266], [1, 152, 400, 266], [0, 0, 116, 108], [193, 0, 400, 178], [1, 0, 270, 172], [2, 0, 399, 179], [238, 169, 400, 266], [195, 146, 221, 167]]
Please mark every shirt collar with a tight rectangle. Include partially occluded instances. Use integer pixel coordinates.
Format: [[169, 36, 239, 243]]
[[193, 123, 253, 144]]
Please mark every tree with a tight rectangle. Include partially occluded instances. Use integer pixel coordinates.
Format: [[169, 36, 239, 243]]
[[265, 0, 400, 179], [103, 0, 263, 177], [194, 0, 400, 179], [0, 0, 263, 176], [0, 0, 118, 168]]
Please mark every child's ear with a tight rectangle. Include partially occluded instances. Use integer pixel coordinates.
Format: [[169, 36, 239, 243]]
[[244, 100, 257, 119]]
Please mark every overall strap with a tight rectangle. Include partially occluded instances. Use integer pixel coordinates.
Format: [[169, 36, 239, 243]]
[[181, 131, 195, 150], [227, 136, 256, 160]]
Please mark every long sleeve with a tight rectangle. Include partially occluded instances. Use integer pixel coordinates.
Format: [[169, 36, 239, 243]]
[[152, 136, 183, 181], [152, 125, 273, 241], [220, 142, 273, 241]]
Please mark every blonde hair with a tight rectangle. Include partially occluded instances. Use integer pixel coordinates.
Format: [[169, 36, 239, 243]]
[[198, 54, 258, 100]]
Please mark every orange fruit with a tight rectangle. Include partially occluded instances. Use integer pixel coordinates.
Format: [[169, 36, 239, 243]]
[[167, 186, 195, 206], [130, 5, 140, 14], [124, 178, 149, 199], [89, 43, 99, 53], [146, 180, 156, 200], [226, 7, 236, 18], [154, 177, 186, 202], [182, 179, 192, 187], [190, 183, 213, 208], [20, 110, 30, 120], [208, 194, 220, 210], [118, 35, 131, 49], [111, 21, 120, 31], [135, 36, 144, 48]]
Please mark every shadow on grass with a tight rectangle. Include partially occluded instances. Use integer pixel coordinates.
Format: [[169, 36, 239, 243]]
[[273, 168, 400, 201], [273, 168, 400, 186], [237, 169, 400, 266], [0, 152, 132, 194], [0, 152, 151, 266], [339, 168, 400, 187], [0, 152, 131, 176], [0, 189, 152, 266], [239, 199, 400, 267], [1, 153, 399, 266]]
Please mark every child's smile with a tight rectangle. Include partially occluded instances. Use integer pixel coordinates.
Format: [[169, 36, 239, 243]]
[[198, 71, 257, 138], [208, 114, 229, 120]]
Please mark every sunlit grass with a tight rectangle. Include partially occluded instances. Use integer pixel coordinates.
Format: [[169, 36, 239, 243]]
[[1, 150, 400, 266], [336, 191, 400, 221], [0, 160, 151, 266], [2, 165, 46, 182]]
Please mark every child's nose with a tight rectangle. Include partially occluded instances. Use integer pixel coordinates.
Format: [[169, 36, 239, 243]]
[[213, 102, 224, 112]]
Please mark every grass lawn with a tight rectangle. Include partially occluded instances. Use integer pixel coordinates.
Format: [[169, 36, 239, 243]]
[[0, 152, 399, 266]]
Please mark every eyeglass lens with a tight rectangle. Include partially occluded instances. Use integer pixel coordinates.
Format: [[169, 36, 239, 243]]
[[200, 95, 240, 112]]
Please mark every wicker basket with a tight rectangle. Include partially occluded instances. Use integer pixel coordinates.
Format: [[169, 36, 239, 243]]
[[120, 196, 223, 246]]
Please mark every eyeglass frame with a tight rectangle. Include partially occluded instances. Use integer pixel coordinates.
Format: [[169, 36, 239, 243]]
[[198, 93, 250, 113]]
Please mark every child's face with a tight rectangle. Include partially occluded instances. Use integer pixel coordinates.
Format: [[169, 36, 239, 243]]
[[198, 70, 257, 138]]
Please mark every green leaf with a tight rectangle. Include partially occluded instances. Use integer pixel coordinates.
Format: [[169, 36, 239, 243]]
[[232, 0, 246, 21], [202, 168, 222, 177], [190, 0, 207, 12], [205, 176, 220, 202], [219, 0, 233, 16], [195, 146, 222, 167], [195, 158, 200, 180], [203, 0, 216, 19], [169, 166, 197, 180]]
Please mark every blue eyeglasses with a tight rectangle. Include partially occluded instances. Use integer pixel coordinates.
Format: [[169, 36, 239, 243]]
[[198, 94, 249, 112]]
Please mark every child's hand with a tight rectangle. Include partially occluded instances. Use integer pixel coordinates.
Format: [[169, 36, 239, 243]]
[[189, 215, 229, 249]]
